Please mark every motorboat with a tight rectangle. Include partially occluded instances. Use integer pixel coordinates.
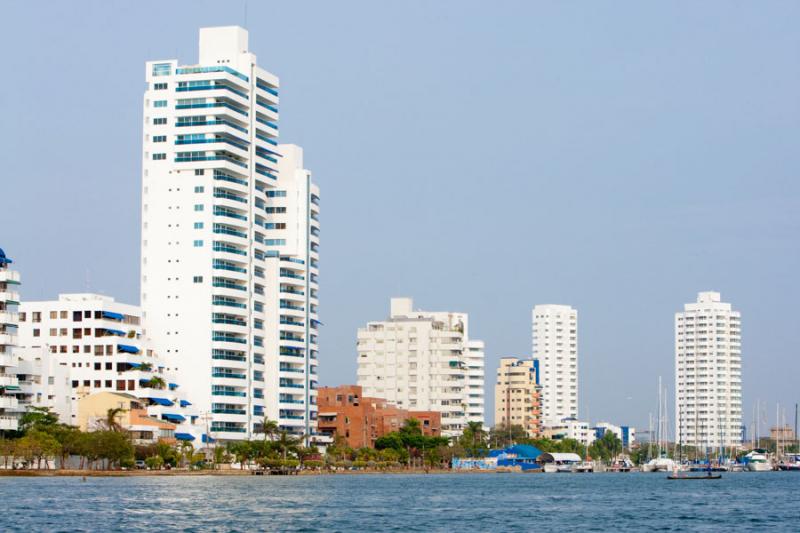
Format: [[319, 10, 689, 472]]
[[777, 453, 800, 471], [743, 450, 772, 472]]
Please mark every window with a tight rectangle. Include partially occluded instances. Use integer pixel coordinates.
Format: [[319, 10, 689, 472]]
[[33, 328, 40, 337], [194, 222, 204, 229], [194, 204, 204, 211], [153, 117, 167, 125], [50, 311, 57, 319], [19, 312, 26, 322], [194, 186, 204, 193], [265, 207, 286, 214], [153, 82, 168, 90], [152, 63, 171, 76], [266, 190, 287, 197], [153, 100, 168, 108], [193, 240, 203, 247], [153, 135, 167, 143], [265, 239, 286, 246], [195, 169, 205, 176], [193, 276, 203, 283], [153, 153, 166, 160], [60, 311, 68, 319]]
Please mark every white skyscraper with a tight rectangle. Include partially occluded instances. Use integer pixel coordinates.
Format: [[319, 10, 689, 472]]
[[675, 291, 742, 448], [356, 297, 485, 437], [0, 248, 23, 432], [141, 27, 320, 442], [532, 304, 578, 427]]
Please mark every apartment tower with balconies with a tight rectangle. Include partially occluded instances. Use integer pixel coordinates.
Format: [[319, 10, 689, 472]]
[[140, 27, 320, 442], [356, 297, 485, 438], [532, 304, 578, 427], [675, 291, 742, 448]]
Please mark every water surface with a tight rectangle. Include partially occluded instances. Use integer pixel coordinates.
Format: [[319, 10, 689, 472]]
[[1, 472, 797, 531]]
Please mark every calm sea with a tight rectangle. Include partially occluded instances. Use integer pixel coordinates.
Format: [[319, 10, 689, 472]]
[[1, 472, 798, 531]]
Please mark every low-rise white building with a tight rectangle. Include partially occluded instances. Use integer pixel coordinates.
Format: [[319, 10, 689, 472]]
[[594, 421, 636, 449], [356, 297, 485, 437], [17, 293, 205, 445], [543, 417, 595, 447]]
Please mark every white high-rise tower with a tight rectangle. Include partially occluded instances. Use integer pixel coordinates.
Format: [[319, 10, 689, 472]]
[[532, 304, 578, 426], [675, 292, 742, 448], [141, 27, 320, 442]]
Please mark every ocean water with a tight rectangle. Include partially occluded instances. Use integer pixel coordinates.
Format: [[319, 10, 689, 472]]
[[1, 472, 798, 531]]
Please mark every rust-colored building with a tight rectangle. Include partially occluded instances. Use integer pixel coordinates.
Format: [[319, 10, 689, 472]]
[[318, 385, 441, 448]]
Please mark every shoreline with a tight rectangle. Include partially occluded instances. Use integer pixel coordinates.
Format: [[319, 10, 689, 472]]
[[0, 468, 466, 477]]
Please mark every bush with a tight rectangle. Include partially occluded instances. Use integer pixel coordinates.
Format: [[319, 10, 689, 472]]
[[145, 456, 164, 470], [303, 460, 324, 469]]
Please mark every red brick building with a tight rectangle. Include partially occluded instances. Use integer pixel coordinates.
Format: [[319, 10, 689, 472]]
[[318, 385, 441, 448]]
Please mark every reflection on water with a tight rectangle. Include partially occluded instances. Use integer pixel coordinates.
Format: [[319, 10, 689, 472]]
[[1, 472, 797, 532]]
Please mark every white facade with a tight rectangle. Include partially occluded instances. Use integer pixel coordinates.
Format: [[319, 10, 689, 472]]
[[532, 304, 578, 426], [675, 291, 742, 448], [141, 26, 319, 441], [0, 248, 22, 432], [594, 421, 636, 448], [546, 418, 595, 447], [356, 297, 485, 437], [17, 294, 202, 443]]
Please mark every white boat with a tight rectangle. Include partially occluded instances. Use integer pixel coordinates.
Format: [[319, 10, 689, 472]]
[[643, 455, 677, 472], [744, 450, 772, 472]]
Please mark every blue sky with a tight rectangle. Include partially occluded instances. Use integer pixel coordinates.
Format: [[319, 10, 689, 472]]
[[2, 1, 798, 430]]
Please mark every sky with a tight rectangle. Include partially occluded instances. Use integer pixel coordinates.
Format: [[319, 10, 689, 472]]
[[1, 1, 798, 431]]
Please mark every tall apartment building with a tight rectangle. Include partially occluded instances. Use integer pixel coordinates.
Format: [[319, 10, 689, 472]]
[[0, 248, 22, 431], [141, 26, 320, 441], [464, 340, 486, 425], [532, 304, 578, 426], [494, 357, 542, 437], [675, 291, 742, 448], [356, 297, 485, 437], [17, 294, 201, 442]]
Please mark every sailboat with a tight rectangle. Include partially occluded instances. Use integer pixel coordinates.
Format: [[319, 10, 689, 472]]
[[643, 378, 677, 472]]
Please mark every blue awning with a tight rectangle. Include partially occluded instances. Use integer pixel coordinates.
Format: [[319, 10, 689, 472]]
[[102, 311, 125, 320], [149, 397, 174, 406], [180, 400, 192, 407], [163, 413, 186, 422], [128, 362, 142, 369], [117, 344, 140, 354], [168, 383, 178, 390], [175, 432, 195, 441], [202, 434, 215, 443], [105, 328, 126, 336]]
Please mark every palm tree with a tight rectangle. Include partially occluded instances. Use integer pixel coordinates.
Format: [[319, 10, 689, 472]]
[[104, 407, 126, 432], [146, 376, 166, 390], [138, 362, 153, 372], [275, 430, 299, 461], [257, 416, 279, 442]]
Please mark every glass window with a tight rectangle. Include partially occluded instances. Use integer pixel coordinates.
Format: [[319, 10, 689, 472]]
[[193, 240, 203, 247], [153, 100, 168, 108], [194, 222, 204, 229], [194, 204, 204, 211], [153, 135, 167, 143], [153, 82, 168, 90], [153, 153, 166, 160], [152, 63, 172, 76], [153, 117, 167, 125], [194, 186, 204, 193]]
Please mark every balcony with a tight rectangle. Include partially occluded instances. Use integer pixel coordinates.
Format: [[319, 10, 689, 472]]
[[0, 416, 18, 431], [0, 291, 20, 305]]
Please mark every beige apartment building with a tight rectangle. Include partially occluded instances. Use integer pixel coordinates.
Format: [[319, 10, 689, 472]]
[[494, 357, 542, 437]]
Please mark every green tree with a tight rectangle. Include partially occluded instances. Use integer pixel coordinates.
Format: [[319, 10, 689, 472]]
[[489, 423, 528, 448], [145, 376, 166, 390], [275, 430, 299, 461], [19, 406, 59, 433], [588, 431, 622, 462], [255, 417, 279, 442]]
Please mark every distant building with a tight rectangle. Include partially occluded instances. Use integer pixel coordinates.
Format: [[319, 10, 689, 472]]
[[494, 357, 542, 437], [543, 418, 595, 447], [532, 304, 578, 427], [317, 385, 441, 449], [356, 297, 485, 437], [593, 421, 636, 448], [0, 248, 22, 432], [675, 292, 742, 448], [770, 425, 796, 442]]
